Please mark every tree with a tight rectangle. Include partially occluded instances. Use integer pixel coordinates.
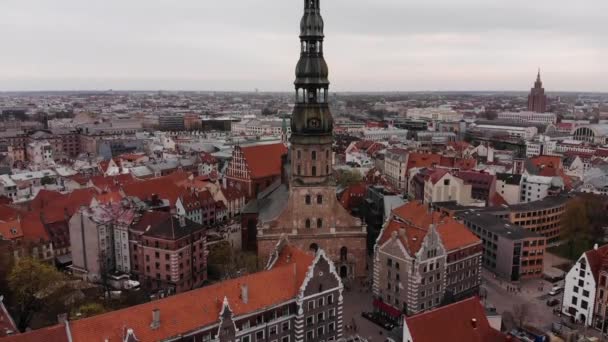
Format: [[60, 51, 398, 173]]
[[8, 258, 64, 331], [207, 241, 233, 280], [561, 199, 593, 260], [40, 176, 55, 186], [72, 303, 106, 319], [512, 303, 531, 328], [337, 170, 362, 188]]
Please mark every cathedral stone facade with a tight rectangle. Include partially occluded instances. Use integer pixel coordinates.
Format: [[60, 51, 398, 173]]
[[256, 0, 367, 279]]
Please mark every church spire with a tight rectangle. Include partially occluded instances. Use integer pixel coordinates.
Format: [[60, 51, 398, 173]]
[[290, 0, 334, 185]]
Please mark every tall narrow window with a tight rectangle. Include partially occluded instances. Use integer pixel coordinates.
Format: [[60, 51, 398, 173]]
[[317, 195, 323, 204], [297, 165, 301, 175], [305, 195, 311, 205], [297, 150, 301, 159], [312, 151, 317, 160], [312, 166, 317, 176], [305, 219, 311, 229], [317, 218, 322, 228]]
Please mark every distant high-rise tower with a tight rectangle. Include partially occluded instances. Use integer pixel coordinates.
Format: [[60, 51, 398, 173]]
[[527, 69, 548, 113]]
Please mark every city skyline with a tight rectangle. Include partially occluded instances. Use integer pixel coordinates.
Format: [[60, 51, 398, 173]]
[[1, 0, 607, 92]]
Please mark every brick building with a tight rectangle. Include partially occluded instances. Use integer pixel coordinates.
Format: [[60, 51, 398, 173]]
[[373, 201, 482, 318], [528, 69, 548, 113], [131, 211, 207, 294], [255, 0, 367, 280], [225, 143, 288, 199]]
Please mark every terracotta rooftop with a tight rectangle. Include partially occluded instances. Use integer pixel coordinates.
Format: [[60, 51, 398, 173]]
[[240, 143, 288, 179], [0, 324, 67, 342], [404, 297, 510, 342], [383, 201, 481, 254], [65, 245, 312, 342]]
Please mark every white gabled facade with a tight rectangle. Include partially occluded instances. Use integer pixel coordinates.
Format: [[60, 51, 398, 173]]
[[562, 252, 597, 326]]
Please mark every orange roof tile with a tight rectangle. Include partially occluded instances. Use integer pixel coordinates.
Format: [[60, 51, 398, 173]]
[[0, 205, 21, 222], [407, 153, 442, 172], [122, 177, 183, 207], [0, 219, 23, 240], [20, 211, 49, 243], [69, 259, 306, 342], [0, 324, 67, 342], [240, 143, 287, 179], [384, 201, 481, 253], [530, 155, 563, 169], [405, 297, 509, 342]]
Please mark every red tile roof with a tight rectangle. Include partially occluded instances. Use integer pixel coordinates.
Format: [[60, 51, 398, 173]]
[[89, 174, 135, 192], [66, 246, 312, 342], [122, 177, 183, 207], [339, 183, 367, 211], [405, 297, 509, 342], [0, 324, 68, 342], [36, 188, 98, 224], [530, 155, 563, 170], [584, 244, 608, 283], [426, 169, 449, 185], [0, 205, 21, 222], [0, 219, 23, 240], [407, 153, 442, 172], [20, 211, 49, 243], [384, 201, 480, 254], [240, 143, 288, 179]]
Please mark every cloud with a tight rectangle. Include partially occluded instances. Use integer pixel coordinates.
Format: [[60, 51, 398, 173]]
[[0, 0, 606, 91]]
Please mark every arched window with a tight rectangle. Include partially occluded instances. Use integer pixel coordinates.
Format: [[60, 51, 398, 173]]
[[312, 151, 317, 160], [326, 149, 330, 159], [297, 150, 301, 159], [317, 195, 323, 204], [340, 247, 348, 261], [317, 218, 322, 228], [305, 195, 311, 205], [312, 166, 317, 176], [305, 219, 311, 229], [326, 165, 329, 175]]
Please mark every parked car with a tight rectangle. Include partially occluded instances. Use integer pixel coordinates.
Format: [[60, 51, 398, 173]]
[[549, 286, 563, 296], [546, 298, 560, 307]]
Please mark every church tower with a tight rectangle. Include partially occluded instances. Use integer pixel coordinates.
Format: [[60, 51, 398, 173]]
[[256, 0, 367, 279], [527, 69, 548, 113], [291, 0, 333, 186]]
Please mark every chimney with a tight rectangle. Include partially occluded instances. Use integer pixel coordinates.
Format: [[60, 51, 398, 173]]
[[471, 318, 478, 329], [150, 309, 160, 330], [241, 284, 249, 304]]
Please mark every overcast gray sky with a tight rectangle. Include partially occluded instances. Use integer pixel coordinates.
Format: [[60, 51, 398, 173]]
[[1, 0, 606, 92]]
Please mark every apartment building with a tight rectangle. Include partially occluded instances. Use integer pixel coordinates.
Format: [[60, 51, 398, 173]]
[[458, 211, 546, 281], [562, 244, 607, 326], [69, 202, 136, 282], [130, 211, 207, 294], [422, 169, 473, 205], [520, 175, 563, 203], [497, 111, 557, 125], [373, 201, 482, 317]]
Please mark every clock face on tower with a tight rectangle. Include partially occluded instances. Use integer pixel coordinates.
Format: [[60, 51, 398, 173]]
[[308, 118, 321, 129]]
